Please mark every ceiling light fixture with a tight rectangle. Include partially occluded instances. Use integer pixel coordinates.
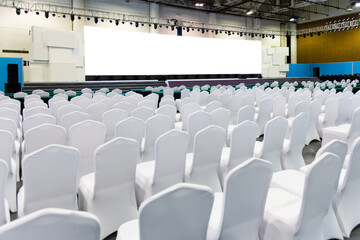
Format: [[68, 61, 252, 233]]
[[247, 10, 254, 15], [195, 3, 205, 7], [289, 17, 296, 22]]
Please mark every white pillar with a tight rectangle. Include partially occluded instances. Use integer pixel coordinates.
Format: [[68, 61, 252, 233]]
[[150, 3, 159, 34], [72, 0, 85, 34]]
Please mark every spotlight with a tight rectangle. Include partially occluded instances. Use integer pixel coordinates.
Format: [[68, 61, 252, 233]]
[[195, 2, 205, 6], [130, 22, 133, 25], [171, 26, 175, 31], [198, 28, 200, 31], [52, 13, 56, 17], [24, 10, 28, 14], [150, 24, 152, 27], [78, 16, 81, 20], [63, 15, 66, 18], [206, 29, 209, 32], [272, 35, 275, 39], [192, 28, 194, 31], [187, 27, 190, 32], [215, 30, 218, 35], [16, 8, 21, 15], [247, 10, 254, 15], [36, 12, 39, 15], [240, 32, 243, 37], [244, 33, 247, 36], [317, 32, 320, 36], [135, 22, 139, 27], [296, 35, 299, 39], [262, 34, 265, 38], [303, 34, 306, 38], [141, 23, 144, 26], [166, 25, 168, 29], [251, 33, 254, 38], [228, 31, 231, 36], [220, 31, 222, 33], [211, 30, 214, 33], [101, 19, 104, 22], [87, 17, 90, 21], [70, 14, 75, 21], [109, 20, 113, 23], [289, 17, 296, 22], [122, 21, 125, 24], [237, 32, 240, 35], [154, 23, 158, 29], [310, 33, 313, 37], [45, 11, 49, 18], [225, 31, 227, 34], [94, 17, 98, 24], [159, 25, 162, 28], [255, 33, 258, 37], [183, 27, 185, 30], [115, 20, 119, 26]]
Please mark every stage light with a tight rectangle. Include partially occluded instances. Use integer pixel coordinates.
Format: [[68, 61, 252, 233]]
[[122, 21, 125, 24], [310, 33, 313, 37], [87, 17, 90, 21], [141, 23, 144, 26], [78, 16, 81, 20], [240, 32, 243, 37], [24, 10, 28, 14], [237, 32, 240, 35], [63, 15, 66, 18], [166, 25, 169, 29], [211, 30, 214, 33], [109, 19, 113, 23], [36, 12, 39, 15], [215, 30, 218, 35], [70, 14, 75, 21], [220, 31, 222, 33], [228, 31, 231, 36], [150, 24, 152, 27], [130, 22, 133, 25], [272, 35, 275, 39], [171, 26, 175, 31], [159, 25, 162, 28], [296, 35, 299, 39], [317, 32, 320, 36], [115, 20, 119, 26], [206, 29, 209, 32], [16, 8, 21, 15], [154, 23, 158, 29], [247, 10, 254, 15], [225, 31, 227, 34], [303, 34, 306, 38], [187, 27, 190, 32], [195, 2, 205, 6], [251, 33, 254, 38], [101, 19, 104, 22], [45, 11, 49, 18], [289, 17, 296, 22], [52, 13, 56, 17], [192, 28, 194, 31], [135, 22, 139, 27], [94, 17, 98, 24], [198, 28, 200, 31], [255, 33, 258, 37]]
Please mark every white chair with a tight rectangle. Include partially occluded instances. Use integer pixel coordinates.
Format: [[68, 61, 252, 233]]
[[281, 113, 309, 170], [227, 105, 256, 145], [155, 105, 177, 128], [207, 158, 273, 240], [57, 104, 83, 122], [115, 117, 146, 147], [228, 95, 242, 124], [68, 120, 105, 182], [242, 94, 255, 106], [254, 98, 273, 137], [185, 125, 226, 192], [306, 99, 322, 144], [117, 183, 214, 240], [205, 100, 222, 113], [260, 153, 342, 240], [322, 107, 360, 150], [0, 208, 101, 240], [336, 96, 352, 125], [254, 116, 288, 172], [79, 137, 140, 238], [22, 113, 56, 135], [220, 121, 258, 184], [159, 98, 176, 108], [18, 145, 80, 217], [131, 107, 155, 122], [135, 129, 189, 205], [23, 106, 52, 119], [0, 130, 16, 212], [25, 100, 47, 109], [87, 102, 110, 122], [59, 111, 91, 133], [317, 97, 339, 138], [13, 92, 27, 98], [210, 107, 231, 132], [23, 124, 66, 156], [272, 95, 286, 117], [0, 159, 9, 226], [142, 115, 172, 162], [114, 101, 137, 115], [334, 137, 360, 238], [176, 102, 201, 131], [187, 111, 211, 152], [138, 100, 156, 110], [77, 98, 95, 111], [102, 109, 128, 141]]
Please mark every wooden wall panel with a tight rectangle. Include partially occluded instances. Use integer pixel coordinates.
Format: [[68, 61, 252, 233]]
[[297, 14, 360, 64]]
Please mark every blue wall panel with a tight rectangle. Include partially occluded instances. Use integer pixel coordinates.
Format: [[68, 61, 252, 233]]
[[0, 57, 23, 93], [287, 62, 360, 78]]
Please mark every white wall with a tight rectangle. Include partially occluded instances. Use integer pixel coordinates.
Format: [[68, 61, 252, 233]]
[[0, 0, 282, 82]]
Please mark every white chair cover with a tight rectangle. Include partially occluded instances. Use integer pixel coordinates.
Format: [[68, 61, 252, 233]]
[[59, 111, 91, 133], [0, 208, 101, 240], [187, 111, 211, 152], [131, 107, 155, 122], [79, 137, 139, 238], [18, 145, 80, 217], [210, 107, 231, 132], [22, 113, 56, 135], [306, 99, 322, 144], [102, 109, 128, 141], [254, 98, 273, 136], [87, 102, 110, 122], [115, 117, 146, 147], [0, 159, 9, 226]]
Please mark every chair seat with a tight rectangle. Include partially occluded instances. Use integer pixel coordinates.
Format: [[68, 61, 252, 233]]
[[184, 153, 194, 177], [270, 170, 305, 197], [253, 141, 263, 157], [206, 192, 223, 240], [136, 161, 155, 190], [79, 173, 95, 199], [117, 219, 140, 240], [174, 121, 183, 130]]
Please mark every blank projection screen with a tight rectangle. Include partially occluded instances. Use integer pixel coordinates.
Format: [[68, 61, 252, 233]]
[[84, 26, 262, 76]]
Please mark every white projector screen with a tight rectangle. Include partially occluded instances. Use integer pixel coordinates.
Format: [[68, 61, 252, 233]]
[[84, 26, 262, 76]]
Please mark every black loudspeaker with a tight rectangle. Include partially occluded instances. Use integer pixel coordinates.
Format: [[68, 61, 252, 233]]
[[5, 64, 21, 93]]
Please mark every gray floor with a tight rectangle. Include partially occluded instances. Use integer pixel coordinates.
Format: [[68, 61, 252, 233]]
[[10, 140, 360, 239]]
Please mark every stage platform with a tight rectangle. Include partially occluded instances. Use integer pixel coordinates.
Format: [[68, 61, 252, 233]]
[[22, 77, 320, 93]]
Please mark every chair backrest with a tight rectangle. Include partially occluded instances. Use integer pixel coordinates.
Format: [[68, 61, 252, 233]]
[[210, 107, 231, 131], [0, 108, 19, 128], [163, 88, 174, 97], [181, 102, 201, 130], [152, 130, 189, 194], [0, 159, 8, 226], [139, 183, 213, 240], [113, 101, 137, 115], [199, 91, 209, 106], [242, 94, 255, 106], [189, 125, 226, 192], [0, 208, 101, 240], [155, 105, 177, 127], [159, 98, 176, 108], [68, 120, 105, 178], [181, 89, 191, 99], [218, 158, 273, 239], [297, 153, 342, 235], [178, 97, 191, 112], [14, 92, 27, 98], [236, 105, 255, 124], [348, 107, 360, 141], [57, 104, 83, 122], [336, 96, 352, 125], [131, 107, 155, 122], [102, 109, 128, 141], [288, 112, 309, 147], [59, 111, 91, 132], [94, 137, 140, 193], [70, 96, 86, 105], [187, 111, 211, 152], [259, 116, 288, 171], [228, 121, 258, 171], [205, 100, 222, 113], [23, 106, 52, 119], [77, 98, 95, 111], [22, 145, 80, 215], [323, 97, 339, 127], [143, 115, 172, 162], [138, 100, 156, 110], [0, 117, 17, 140], [0, 102, 20, 116], [23, 114, 56, 134], [0, 130, 14, 171], [115, 117, 146, 145], [24, 124, 66, 155], [87, 102, 110, 122], [309, 99, 322, 122], [315, 140, 347, 168], [339, 137, 360, 191], [51, 100, 70, 118]]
